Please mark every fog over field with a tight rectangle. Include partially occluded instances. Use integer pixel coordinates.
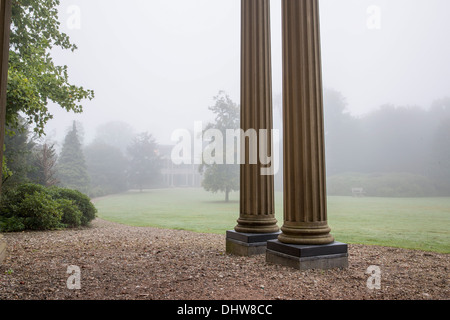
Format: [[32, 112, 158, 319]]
[[44, 0, 450, 145]]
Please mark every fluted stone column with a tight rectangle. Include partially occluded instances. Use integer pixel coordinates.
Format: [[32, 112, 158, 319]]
[[279, 0, 333, 245], [266, 0, 348, 269], [0, 0, 12, 265], [226, 0, 280, 256]]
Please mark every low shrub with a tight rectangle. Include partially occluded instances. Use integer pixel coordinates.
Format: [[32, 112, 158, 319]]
[[0, 183, 48, 212], [0, 183, 97, 232], [50, 187, 97, 226], [0, 216, 25, 232], [57, 198, 83, 228], [17, 191, 64, 231]]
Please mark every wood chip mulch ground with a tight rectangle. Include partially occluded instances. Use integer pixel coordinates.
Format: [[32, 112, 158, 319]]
[[0, 219, 448, 300]]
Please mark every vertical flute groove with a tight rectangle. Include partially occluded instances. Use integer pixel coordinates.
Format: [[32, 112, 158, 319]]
[[279, 0, 333, 244], [236, 0, 278, 234]]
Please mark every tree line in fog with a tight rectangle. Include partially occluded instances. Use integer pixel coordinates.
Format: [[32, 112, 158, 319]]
[[3, 90, 450, 198], [2, 119, 163, 198], [323, 90, 450, 197]]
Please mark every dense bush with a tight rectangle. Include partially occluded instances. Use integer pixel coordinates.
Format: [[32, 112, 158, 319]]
[[0, 183, 97, 232], [0, 216, 25, 232], [56, 198, 83, 228], [50, 187, 97, 226], [18, 191, 64, 231]]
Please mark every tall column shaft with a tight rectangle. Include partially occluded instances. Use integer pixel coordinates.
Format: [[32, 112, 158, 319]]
[[279, 0, 334, 245], [235, 0, 278, 234]]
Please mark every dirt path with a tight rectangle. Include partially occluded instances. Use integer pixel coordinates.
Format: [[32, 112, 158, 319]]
[[0, 219, 448, 300]]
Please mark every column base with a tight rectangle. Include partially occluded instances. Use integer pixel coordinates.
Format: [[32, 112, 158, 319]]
[[226, 230, 281, 256], [266, 240, 348, 270], [0, 234, 6, 264], [235, 215, 280, 234]]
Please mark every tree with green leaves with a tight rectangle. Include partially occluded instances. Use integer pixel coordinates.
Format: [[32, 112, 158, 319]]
[[7, 0, 94, 135], [127, 132, 162, 192], [2, 117, 35, 187], [85, 141, 128, 197], [199, 91, 240, 202], [57, 122, 90, 194]]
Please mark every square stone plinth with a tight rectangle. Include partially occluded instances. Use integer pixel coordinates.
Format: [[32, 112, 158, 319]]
[[0, 235, 6, 264], [226, 230, 281, 256], [266, 240, 348, 270]]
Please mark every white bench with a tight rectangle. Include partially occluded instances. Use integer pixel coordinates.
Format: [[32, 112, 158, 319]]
[[352, 188, 366, 197]]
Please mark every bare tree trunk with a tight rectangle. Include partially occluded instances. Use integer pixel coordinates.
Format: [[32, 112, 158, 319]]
[[0, 0, 12, 195]]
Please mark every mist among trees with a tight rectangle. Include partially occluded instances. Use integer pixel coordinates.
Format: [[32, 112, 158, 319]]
[[199, 91, 240, 202], [2, 91, 449, 199], [323, 90, 450, 197]]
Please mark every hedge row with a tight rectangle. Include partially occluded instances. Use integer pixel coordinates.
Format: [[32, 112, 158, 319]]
[[0, 183, 97, 232]]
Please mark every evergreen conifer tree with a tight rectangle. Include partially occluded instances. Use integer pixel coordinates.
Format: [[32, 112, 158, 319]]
[[57, 122, 90, 194]]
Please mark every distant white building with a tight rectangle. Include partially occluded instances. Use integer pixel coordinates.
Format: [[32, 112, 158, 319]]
[[157, 145, 203, 188]]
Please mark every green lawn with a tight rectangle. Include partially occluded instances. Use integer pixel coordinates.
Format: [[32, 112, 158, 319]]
[[94, 188, 450, 253]]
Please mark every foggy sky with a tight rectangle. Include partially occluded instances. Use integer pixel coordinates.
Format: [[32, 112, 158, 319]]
[[45, 0, 450, 146]]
